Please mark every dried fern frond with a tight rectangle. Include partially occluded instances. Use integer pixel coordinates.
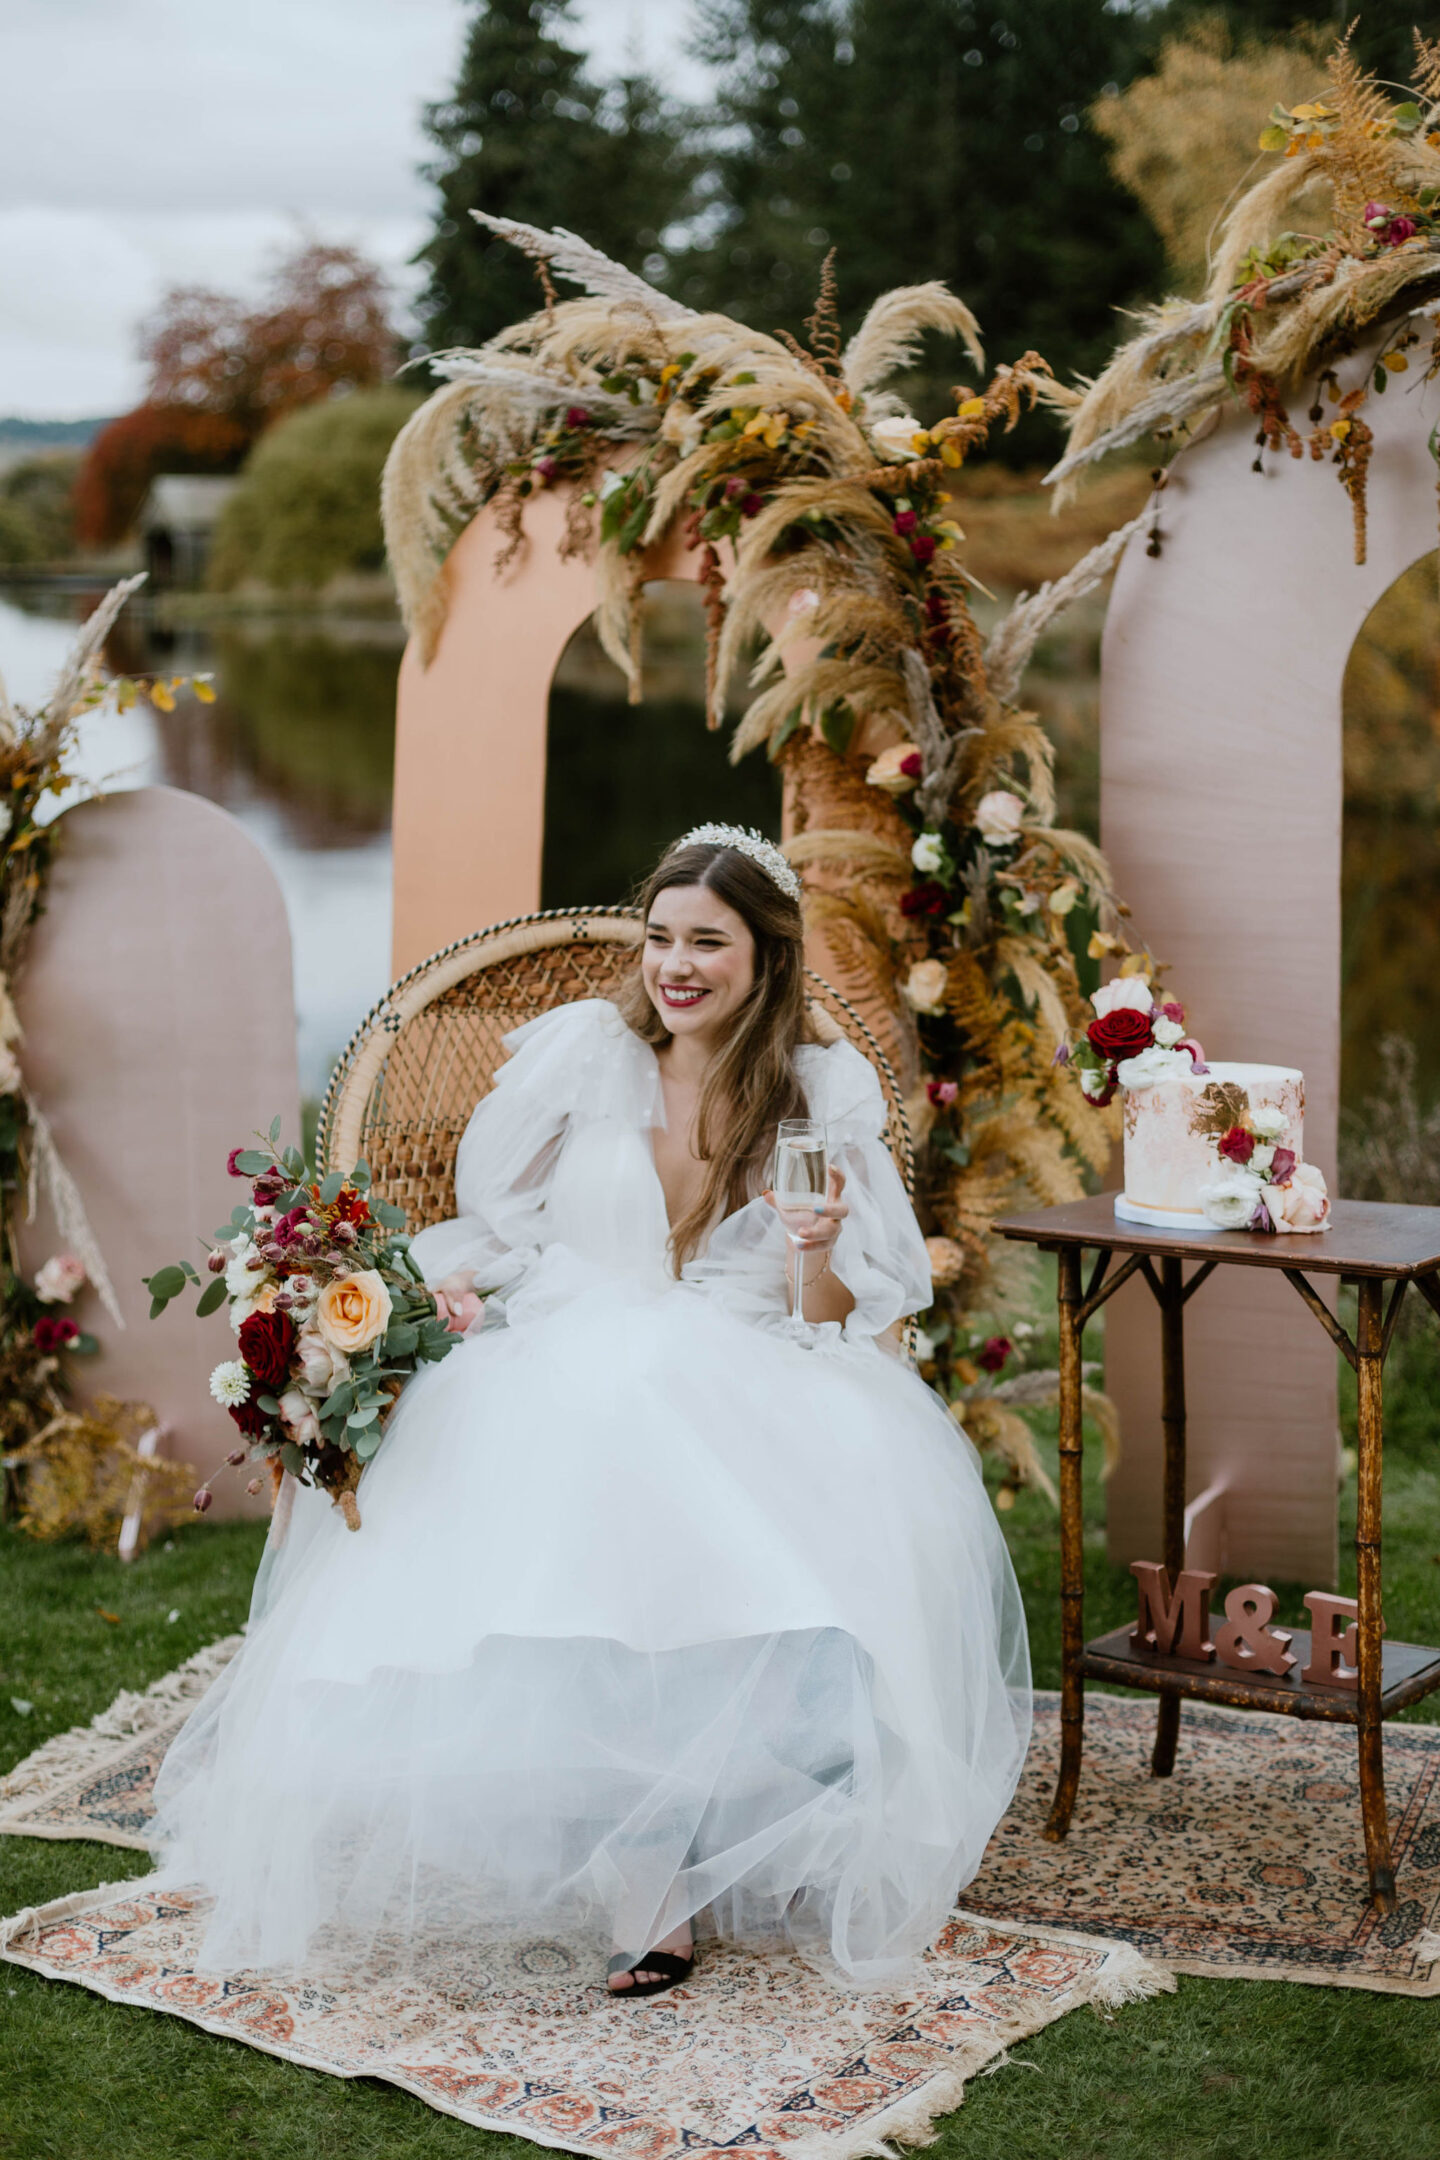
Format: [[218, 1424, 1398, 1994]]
[[784, 828, 912, 879], [841, 281, 984, 397], [471, 213, 696, 322]]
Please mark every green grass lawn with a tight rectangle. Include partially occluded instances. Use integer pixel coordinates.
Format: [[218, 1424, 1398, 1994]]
[[2, 1333, 1438, 2160]]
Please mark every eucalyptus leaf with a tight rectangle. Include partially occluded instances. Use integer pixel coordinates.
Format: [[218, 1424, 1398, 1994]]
[[146, 1265, 187, 1300], [279, 1443, 305, 1476], [347, 1410, 379, 1431], [257, 1394, 281, 1416], [195, 1278, 228, 1318], [269, 1116, 282, 1143], [353, 1428, 383, 1461], [383, 1323, 418, 1358], [372, 1199, 407, 1229], [234, 1149, 271, 1176], [318, 1170, 346, 1205], [322, 1382, 356, 1417]]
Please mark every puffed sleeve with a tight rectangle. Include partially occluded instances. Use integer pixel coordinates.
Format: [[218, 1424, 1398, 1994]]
[[407, 999, 645, 1296], [799, 1038, 933, 1339]]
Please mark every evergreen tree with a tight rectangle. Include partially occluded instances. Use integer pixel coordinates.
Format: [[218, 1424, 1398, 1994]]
[[417, 0, 696, 351], [1160, 1, 1423, 85], [682, 0, 1167, 414]]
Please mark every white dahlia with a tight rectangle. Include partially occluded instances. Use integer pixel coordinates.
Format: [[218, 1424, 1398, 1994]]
[[208, 1360, 251, 1408]]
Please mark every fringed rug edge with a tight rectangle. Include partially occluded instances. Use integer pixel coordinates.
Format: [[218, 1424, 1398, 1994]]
[[0, 1634, 242, 1847]]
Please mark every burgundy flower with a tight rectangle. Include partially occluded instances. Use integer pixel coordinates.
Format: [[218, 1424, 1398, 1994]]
[[910, 534, 937, 565], [724, 475, 747, 501], [1086, 1007, 1153, 1060], [533, 454, 558, 480], [236, 1309, 296, 1394], [252, 1165, 290, 1205], [1161, 1001, 1185, 1025], [924, 590, 948, 624], [1218, 1125, 1255, 1166], [1270, 1146, 1297, 1183], [329, 1187, 372, 1227], [900, 751, 923, 778], [892, 510, 918, 536], [741, 493, 764, 517], [978, 1335, 1013, 1374], [564, 405, 592, 430], [927, 1078, 959, 1106], [226, 1147, 247, 1178], [227, 1399, 271, 1440], [900, 881, 948, 918], [33, 1316, 78, 1353], [192, 1487, 214, 1513], [271, 1207, 311, 1248]]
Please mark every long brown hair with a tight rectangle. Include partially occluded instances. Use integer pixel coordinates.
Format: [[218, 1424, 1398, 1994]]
[[616, 838, 812, 1269]]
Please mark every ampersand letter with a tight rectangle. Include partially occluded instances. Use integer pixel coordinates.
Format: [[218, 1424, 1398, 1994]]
[[1130, 1562, 1216, 1663], [1213, 1583, 1296, 1675]]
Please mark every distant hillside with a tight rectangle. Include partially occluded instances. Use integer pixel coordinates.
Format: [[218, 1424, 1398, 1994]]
[[0, 417, 112, 449]]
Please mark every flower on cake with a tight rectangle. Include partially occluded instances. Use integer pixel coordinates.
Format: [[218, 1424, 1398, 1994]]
[[1066, 976, 1207, 1113], [1264, 1161, 1330, 1234], [1250, 1104, 1288, 1141], [1198, 1165, 1267, 1229], [1115, 1045, 1196, 1089]]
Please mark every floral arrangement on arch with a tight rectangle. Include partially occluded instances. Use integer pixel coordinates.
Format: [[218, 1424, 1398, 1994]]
[[0, 575, 209, 1545], [380, 221, 1167, 1501], [1046, 28, 1440, 567]]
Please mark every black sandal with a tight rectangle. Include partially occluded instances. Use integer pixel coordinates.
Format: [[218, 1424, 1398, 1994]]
[[606, 1948, 694, 2000]]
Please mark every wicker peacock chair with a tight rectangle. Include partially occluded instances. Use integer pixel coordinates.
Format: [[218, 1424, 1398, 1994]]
[[318, 908, 915, 1234]]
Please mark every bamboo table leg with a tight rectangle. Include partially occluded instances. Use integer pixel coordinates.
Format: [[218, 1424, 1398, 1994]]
[[1152, 1255, 1186, 1777], [1046, 1244, 1086, 1840], [1354, 1275, 1396, 1911]]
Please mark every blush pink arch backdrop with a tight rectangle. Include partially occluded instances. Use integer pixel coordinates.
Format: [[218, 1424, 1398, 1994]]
[[1099, 329, 1440, 1586], [392, 490, 709, 975]]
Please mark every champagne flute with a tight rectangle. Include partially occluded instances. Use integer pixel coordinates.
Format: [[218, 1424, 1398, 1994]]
[[772, 1118, 829, 1325]]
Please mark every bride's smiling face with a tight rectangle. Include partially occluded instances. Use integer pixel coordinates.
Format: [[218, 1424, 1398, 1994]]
[[642, 883, 757, 1042]]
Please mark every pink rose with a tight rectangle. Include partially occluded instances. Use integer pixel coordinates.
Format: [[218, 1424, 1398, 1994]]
[[1265, 1161, 1330, 1234], [277, 1389, 321, 1445], [295, 1326, 349, 1392], [34, 1253, 86, 1305]]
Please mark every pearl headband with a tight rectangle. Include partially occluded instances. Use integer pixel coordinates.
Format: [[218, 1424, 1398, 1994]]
[[673, 823, 803, 903]]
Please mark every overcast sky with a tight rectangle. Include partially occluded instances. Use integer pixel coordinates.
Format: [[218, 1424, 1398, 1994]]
[[0, 1, 706, 420]]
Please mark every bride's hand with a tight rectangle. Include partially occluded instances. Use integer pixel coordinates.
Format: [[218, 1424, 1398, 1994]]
[[763, 1165, 849, 1256], [431, 1272, 485, 1336]]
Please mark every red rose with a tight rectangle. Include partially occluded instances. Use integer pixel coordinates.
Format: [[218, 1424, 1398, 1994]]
[[1218, 1126, 1255, 1165], [892, 510, 918, 536], [910, 534, 937, 565], [900, 881, 948, 918], [33, 1316, 78, 1353], [1085, 1007, 1153, 1059], [564, 405, 591, 430], [900, 751, 923, 778], [978, 1335, 1012, 1374], [236, 1310, 296, 1393]]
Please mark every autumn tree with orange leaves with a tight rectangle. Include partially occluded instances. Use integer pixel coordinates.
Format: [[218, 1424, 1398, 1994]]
[[76, 243, 401, 545]]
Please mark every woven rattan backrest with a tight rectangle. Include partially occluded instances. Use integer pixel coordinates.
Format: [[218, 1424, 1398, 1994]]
[[318, 907, 913, 1229]]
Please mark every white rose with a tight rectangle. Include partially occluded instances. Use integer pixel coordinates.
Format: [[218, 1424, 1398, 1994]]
[[911, 831, 946, 873], [35, 1253, 86, 1305], [277, 1388, 321, 1445], [1250, 1143, 1276, 1174], [1079, 1066, 1114, 1099], [870, 413, 925, 459], [1250, 1104, 1287, 1141], [1200, 1165, 1266, 1229], [903, 958, 950, 1016], [1116, 1045, 1193, 1089], [1151, 1017, 1184, 1048], [295, 1327, 350, 1393], [1266, 1161, 1330, 1234], [974, 790, 1025, 847], [1091, 977, 1155, 1020]]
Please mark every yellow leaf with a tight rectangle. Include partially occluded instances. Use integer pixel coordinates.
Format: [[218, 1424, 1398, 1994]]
[[762, 420, 786, 449], [1330, 418, 1351, 441], [1257, 125, 1290, 153], [1304, 131, 1326, 149], [742, 411, 776, 438], [1118, 952, 1152, 979], [958, 397, 986, 418], [150, 682, 176, 712], [1088, 930, 1126, 959], [193, 678, 216, 703], [1048, 879, 1080, 916], [1381, 352, 1408, 372], [659, 363, 682, 385], [940, 440, 962, 467], [116, 680, 137, 711], [910, 430, 932, 452]]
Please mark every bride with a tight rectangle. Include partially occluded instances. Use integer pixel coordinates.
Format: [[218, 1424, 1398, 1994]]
[[150, 825, 1030, 1997]]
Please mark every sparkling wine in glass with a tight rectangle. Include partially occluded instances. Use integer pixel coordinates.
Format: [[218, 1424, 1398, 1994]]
[[773, 1118, 829, 1325]]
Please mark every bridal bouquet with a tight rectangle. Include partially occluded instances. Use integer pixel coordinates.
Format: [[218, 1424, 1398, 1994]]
[[144, 1125, 457, 1528]]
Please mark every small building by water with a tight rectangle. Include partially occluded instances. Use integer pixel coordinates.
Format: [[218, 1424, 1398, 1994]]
[[139, 475, 237, 588]]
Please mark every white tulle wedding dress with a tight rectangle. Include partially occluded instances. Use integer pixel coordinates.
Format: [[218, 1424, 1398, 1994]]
[[150, 999, 1030, 1986]]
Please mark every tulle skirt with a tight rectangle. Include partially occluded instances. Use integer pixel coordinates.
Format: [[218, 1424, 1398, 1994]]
[[149, 1263, 1030, 1986]]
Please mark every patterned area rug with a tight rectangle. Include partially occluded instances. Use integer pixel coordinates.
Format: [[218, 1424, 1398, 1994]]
[[0, 1636, 242, 1847], [4, 1646, 1439, 1995], [0, 1887, 1163, 2157], [963, 1693, 1440, 1995]]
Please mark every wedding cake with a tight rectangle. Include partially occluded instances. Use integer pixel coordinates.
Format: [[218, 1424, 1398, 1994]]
[[1067, 980, 1330, 1235]]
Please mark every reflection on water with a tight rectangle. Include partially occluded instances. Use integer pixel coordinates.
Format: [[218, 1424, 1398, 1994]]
[[0, 585, 399, 1099], [1343, 552, 1440, 1110], [542, 583, 780, 906]]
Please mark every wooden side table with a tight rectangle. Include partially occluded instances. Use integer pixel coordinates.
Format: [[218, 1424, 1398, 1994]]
[[994, 1195, 1440, 1912]]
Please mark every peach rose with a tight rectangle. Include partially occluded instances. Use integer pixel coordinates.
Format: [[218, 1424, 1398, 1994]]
[[314, 1270, 393, 1354], [903, 958, 950, 1016], [865, 741, 923, 794], [1266, 1161, 1330, 1234], [974, 789, 1025, 847]]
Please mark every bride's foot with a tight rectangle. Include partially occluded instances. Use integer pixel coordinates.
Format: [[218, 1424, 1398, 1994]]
[[607, 1923, 694, 1998]]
